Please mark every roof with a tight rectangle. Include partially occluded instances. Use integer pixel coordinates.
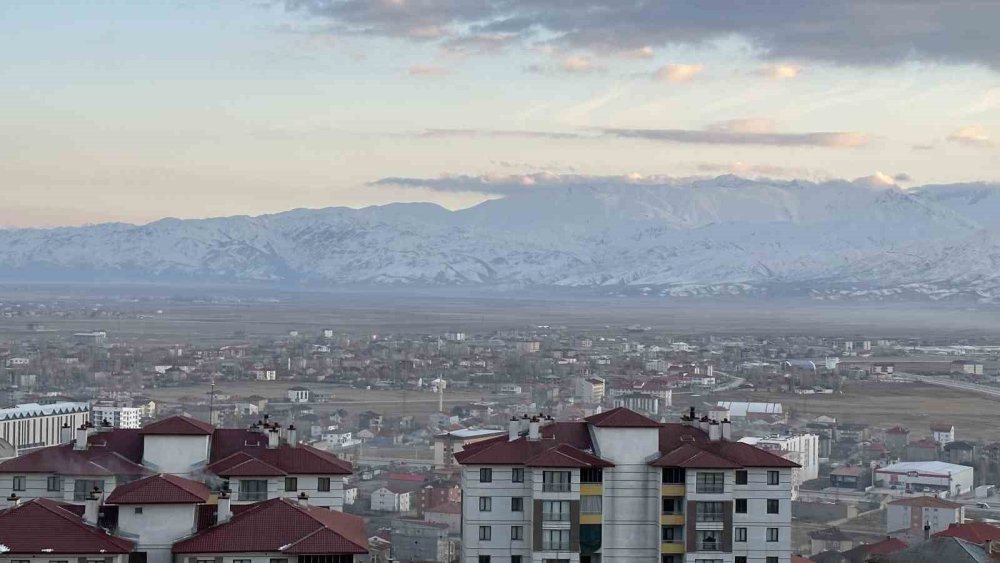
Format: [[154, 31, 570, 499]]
[[809, 527, 853, 541], [840, 537, 908, 559], [455, 436, 613, 468], [172, 498, 367, 555], [877, 536, 990, 562], [141, 415, 215, 436], [434, 428, 506, 440], [876, 461, 970, 476], [0, 498, 134, 554], [586, 407, 661, 428], [0, 440, 150, 477], [934, 522, 1000, 544], [830, 465, 866, 477], [716, 401, 783, 416], [886, 426, 909, 434], [106, 474, 211, 505], [208, 429, 352, 475], [888, 496, 962, 509], [0, 402, 90, 421], [652, 429, 799, 469], [930, 423, 955, 432]]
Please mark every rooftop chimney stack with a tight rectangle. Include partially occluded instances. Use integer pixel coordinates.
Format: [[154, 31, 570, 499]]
[[924, 523, 931, 540], [217, 490, 232, 524], [709, 420, 722, 442], [60, 423, 72, 444], [528, 417, 541, 441], [84, 488, 101, 525], [520, 414, 530, 433], [99, 418, 113, 432], [267, 427, 280, 449], [287, 425, 298, 447], [297, 492, 309, 508], [509, 417, 520, 442], [699, 415, 710, 435], [74, 424, 89, 451], [721, 419, 732, 441], [6, 493, 20, 508]]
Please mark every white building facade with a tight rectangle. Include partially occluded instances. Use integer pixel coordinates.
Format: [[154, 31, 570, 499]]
[[738, 434, 819, 499], [0, 402, 90, 449]]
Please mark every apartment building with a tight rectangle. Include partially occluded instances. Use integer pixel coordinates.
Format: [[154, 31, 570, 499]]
[[91, 402, 144, 429], [0, 402, 90, 449], [737, 434, 819, 499], [457, 407, 798, 563]]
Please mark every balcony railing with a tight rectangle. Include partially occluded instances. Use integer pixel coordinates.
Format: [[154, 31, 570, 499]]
[[696, 512, 724, 522], [698, 542, 721, 551], [542, 512, 570, 522], [541, 542, 570, 551], [542, 483, 572, 493]]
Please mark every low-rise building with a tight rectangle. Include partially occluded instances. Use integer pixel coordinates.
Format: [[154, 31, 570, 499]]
[[0, 402, 90, 450], [874, 461, 974, 496], [887, 496, 964, 536]]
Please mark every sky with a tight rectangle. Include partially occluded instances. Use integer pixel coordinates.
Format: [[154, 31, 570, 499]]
[[1, 0, 999, 227]]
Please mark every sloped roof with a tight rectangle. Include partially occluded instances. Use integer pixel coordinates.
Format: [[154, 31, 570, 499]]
[[652, 431, 800, 469], [141, 415, 215, 436], [106, 474, 211, 505], [650, 443, 741, 469], [172, 498, 367, 555], [934, 522, 1000, 544], [586, 407, 661, 428], [455, 434, 613, 468], [841, 537, 908, 561], [209, 429, 352, 475], [207, 452, 287, 477], [0, 498, 134, 554], [0, 442, 150, 477], [877, 536, 990, 562], [809, 527, 853, 541]]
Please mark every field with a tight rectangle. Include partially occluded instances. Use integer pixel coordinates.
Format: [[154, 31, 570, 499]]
[[716, 381, 1000, 441]]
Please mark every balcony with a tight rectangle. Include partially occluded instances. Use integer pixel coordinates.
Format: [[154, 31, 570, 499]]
[[542, 483, 572, 493], [660, 541, 684, 555], [542, 512, 570, 522], [661, 484, 686, 496], [695, 512, 724, 522], [542, 542, 570, 551], [661, 513, 684, 526], [698, 542, 720, 552]]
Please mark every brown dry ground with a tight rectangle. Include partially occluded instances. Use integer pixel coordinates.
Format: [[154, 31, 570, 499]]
[[716, 381, 1000, 441]]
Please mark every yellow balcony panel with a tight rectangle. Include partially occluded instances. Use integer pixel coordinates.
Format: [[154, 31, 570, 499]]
[[661, 484, 686, 496], [580, 514, 602, 525], [580, 484, 603, 496], [661, 542, 685, 554], [660, 514, 684, 526]]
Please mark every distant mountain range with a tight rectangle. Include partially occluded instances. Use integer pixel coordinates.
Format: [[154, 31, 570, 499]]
[[4, 176, 1000, 302]]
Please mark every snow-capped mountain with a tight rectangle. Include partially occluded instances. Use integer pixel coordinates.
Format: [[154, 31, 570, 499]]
[[3, 176, 1000, 301]]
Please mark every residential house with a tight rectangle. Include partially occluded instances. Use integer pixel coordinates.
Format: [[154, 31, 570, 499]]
[[886, 496, 965, 536]]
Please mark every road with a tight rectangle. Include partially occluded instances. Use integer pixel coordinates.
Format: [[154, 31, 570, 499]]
[[897, 373, 1000, 399]]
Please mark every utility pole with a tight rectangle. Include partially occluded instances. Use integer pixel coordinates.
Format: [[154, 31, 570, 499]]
[[209, 378, 216, 425]]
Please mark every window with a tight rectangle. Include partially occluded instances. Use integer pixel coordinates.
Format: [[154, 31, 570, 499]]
[[581, 495, 602, 514], [736, 558, 748, 563], [511, 496, 524, 512], [662, 467, 685, 484], [479, 496, 492, 512], [768, 470, 780, 485], [478, 557, 491, 563], [735, 527, 747, 542], [767, 528, 779, 542], [511, 525, 524, 540], [74, 479, 104, 502], [317, 477, 331, 492], [542, 529, 570, 551], [662, 557, 678, 563], [695, 530, 720, 551], [480, 468, 493, 483], [47, 475, 63, 492], [234, 560, 251, 563], [239, 479, 269, 501], [696, 501, 724, 522], [284, 477, 298, 492], [580, 468, 603, 483], [12, 476, 25, 491], [269, 559, 288, 563], [735, 498, 748, 513], [662, 497, 682, 514], [542, 471, 571, 492], [767, 499, 780, 514], [767, 558, 779, 563], [662, 526, 680, 543], [542, 500, 570, 521], [479, 526, 492, 541], [696, 472, 724, 493], [512, 467, 524, 483], [735, 470, 748, 485], [134, 507, 143, 515], [511, 557, 521, 563]]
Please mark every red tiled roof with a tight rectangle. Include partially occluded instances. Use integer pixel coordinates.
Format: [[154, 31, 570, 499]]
[[933, 522, 1000, 544], [173, 498, 367, 555], [888, 496, 962, 509], [455, 436, 613, 468], [209, 429, 352, 475], [207, 452, 287, 477], [653, 429, 799, 469], [886, 426, 909, 434], [0, 442, 151, 477], [650, 443, 741, 469], [586, 407, 661, 428], [0, 499, 134, 554], [141, 415, 215, 436], [930, 423, 954, 433], [388, 472, 427, 482], [106, 474, 211, 505]]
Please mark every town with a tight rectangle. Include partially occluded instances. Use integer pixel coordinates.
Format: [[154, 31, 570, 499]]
[[2, 298, 1000, 563]]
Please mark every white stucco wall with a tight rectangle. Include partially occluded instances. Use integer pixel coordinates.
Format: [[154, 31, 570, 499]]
[[117, 504, 198, 563], [142, 435, 210, 475]]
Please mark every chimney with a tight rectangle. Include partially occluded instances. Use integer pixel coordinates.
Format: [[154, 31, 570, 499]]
[[528, 417, 541, 441], [84, 488, 101, 525], [287, 425, 298, 447], [699, 416, 710, 435], [520, 414, 530, 433], [60, 423, 73, 444], [74, 424, 89, 451], [267, 427, 280, 449], [923, 523, 931, 540], [6, 493, 20, 508], [709, 420, 722, 442], [297, 491, 309, 508], [99, 418, 113, 432], [721, 419, 732, 441], [689, 406, 696, 421], [217, 490, 232, 524], [509, 417, 520, 442]]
